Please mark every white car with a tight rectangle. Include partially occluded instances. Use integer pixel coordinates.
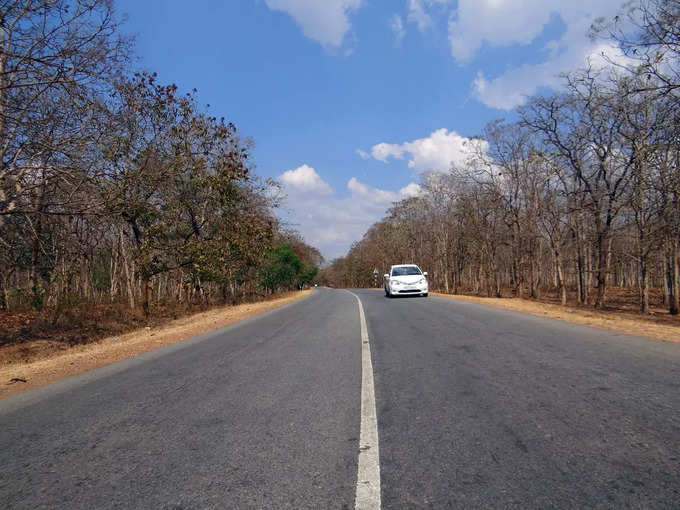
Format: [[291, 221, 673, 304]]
[[384, 264, 428, 298]]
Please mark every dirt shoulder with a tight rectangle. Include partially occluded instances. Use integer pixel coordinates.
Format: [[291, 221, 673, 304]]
[[433, 292, 680, 343], [1, 290, 312, 400]]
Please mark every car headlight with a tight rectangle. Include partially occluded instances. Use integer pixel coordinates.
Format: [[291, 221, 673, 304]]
[[391, 280, 402, 286]]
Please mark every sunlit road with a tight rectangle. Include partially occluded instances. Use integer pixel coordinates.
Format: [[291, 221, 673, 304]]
[[1, 288, 679, 509]]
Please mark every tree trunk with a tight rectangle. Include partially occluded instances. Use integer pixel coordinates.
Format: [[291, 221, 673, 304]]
[[576, 254, 585, 305], [110, 247, 119, 301], [141, 274, 150, 316], [669, 238, 679, 315], [574, 224, 587, 305], [123, 257, 135, 310], [529, 256, 538, 298], [594, 234, 610, 309], [662, 258, 670, 306], [639, 259, 649, 314], [556, 250, 567, 306], [29, 214, 44, 311], [517, 259, 524, 298], [0, 271, 10, 312], [585, 242, 593, 299]]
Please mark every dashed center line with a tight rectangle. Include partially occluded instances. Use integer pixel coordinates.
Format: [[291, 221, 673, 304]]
[[346, 290, 381, 510]]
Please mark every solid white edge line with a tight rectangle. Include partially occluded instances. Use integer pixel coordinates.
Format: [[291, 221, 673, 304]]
[[346, 290, 382, 510]]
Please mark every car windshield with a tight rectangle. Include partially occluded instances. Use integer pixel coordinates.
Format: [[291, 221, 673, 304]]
[[392, 266, 422, 276]]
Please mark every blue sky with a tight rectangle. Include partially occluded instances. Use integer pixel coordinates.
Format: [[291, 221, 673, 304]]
[[116, 0, 626, 260]]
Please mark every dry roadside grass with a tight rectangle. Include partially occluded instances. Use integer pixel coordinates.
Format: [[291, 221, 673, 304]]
[[433, 292, 680, 343], [0, 290, 312, 400]]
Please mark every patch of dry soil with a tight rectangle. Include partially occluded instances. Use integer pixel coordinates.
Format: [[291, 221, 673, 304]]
[[433, 292, 680, 343], [1, 290, 312, 400]]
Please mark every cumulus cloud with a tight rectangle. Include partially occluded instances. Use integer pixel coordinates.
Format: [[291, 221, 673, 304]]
[[360, 128, 487, 173], [389, 14, 405, 46], [448, 0, 554, 64], [279, 168, 419, 259], [279, 164, 333, 194], [446, 0, 628, 109], [264, 0, 363, 48]]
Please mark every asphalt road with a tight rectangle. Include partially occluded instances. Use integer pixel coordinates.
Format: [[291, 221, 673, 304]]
[[1, 288, 680, 509]]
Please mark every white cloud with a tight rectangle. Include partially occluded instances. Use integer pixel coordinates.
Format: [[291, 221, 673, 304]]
[[361, 128, 488, 173], [407, 0, 450, 33], [407, 0, 433, 32], [264, 0, 363, 48], [399, 182, 422, 198], [347, 177, 419, 204], [389, 14, 405, 46], [472, 41, 629, 110], [279, 164, 333, 194], [370, 142, 405, 163], [446, 0, 628, 109], [448, 0, 554, 64], [279, 171, 420, 259], [347, 176, 369, 195]]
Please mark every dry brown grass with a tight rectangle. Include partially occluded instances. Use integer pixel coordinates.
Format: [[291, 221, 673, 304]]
[[433, 292, 680, 343], [0, 290, 312, 400]]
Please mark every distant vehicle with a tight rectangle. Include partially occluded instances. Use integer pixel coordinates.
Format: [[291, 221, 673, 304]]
[[384, 264, 428, 298]]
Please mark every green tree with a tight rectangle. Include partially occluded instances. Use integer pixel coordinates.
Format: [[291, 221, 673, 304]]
[[260, 244, 303, 292]]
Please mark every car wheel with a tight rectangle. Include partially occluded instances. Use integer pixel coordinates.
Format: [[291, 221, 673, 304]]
[[422, 293, 428, 297]]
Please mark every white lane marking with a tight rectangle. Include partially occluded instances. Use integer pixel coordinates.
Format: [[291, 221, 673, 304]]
[[346, 290, 381, 510]]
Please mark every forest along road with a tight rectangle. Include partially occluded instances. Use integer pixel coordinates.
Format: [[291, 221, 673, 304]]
[[1, 288, 680, 509]]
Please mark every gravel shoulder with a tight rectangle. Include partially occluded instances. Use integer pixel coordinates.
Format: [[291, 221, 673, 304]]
[[0, 290, 312, 399]]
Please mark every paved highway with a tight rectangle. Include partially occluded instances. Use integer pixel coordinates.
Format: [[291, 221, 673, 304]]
[[1, 288, 679, 508]]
